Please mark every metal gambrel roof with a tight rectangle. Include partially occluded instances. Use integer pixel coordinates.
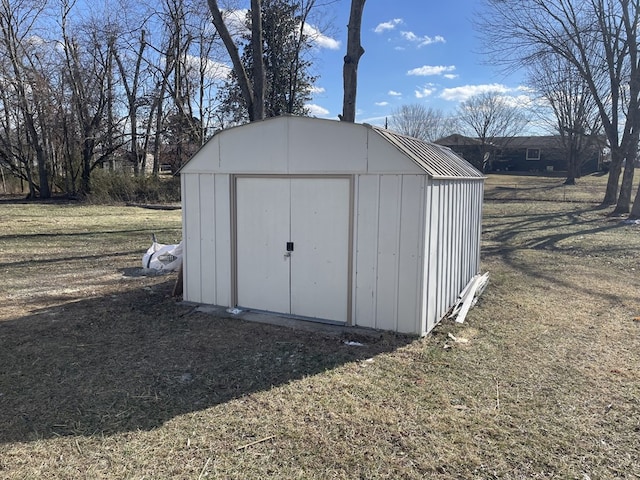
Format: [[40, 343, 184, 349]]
[[372, 127, 484, 180]]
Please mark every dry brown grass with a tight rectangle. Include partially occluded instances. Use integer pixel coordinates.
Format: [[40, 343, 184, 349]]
[[1, 178, 639, 479]]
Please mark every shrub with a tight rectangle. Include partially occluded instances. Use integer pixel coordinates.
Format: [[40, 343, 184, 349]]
[[88, 170, 181, 204]]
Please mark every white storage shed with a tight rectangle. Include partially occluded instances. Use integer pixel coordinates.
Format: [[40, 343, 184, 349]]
[[180, 116, 484, 335]]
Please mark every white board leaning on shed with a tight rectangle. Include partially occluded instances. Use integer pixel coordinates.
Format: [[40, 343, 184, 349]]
[[180, 115, 485, 336]]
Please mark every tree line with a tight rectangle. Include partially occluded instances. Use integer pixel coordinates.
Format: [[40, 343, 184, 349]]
[[3, 0, 638, 218], [0, 0, 322, 198]]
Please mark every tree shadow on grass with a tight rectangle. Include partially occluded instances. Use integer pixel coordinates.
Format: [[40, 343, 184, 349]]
[[481, 201, 639, 305], [0, 280, 412, 444], [482, 204, 622, 253]]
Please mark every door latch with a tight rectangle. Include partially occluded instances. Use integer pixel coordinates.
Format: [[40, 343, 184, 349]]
[[284, 241, 294, 259]]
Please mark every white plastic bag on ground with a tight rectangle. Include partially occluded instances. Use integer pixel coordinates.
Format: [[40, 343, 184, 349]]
[[142, 237, 183, 271]]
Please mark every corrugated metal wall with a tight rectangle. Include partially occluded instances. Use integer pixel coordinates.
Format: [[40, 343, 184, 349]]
[[352, 174, 483, 335], [423, 179, 483, 333]]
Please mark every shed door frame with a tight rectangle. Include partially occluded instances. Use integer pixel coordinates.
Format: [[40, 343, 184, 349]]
[[230, 174, 354, 325]]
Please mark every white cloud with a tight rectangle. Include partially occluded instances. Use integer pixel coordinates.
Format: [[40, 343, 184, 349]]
[[401, 31, 445, 47], [439, 83, 511, 102], [443, 74, 459, 80], [185, 55, 231, 80], [402, 31, 418, 42], [499, 94, 535, 108], [221, 10, 339, 50], [415, 86, 435, 99], [375, 101, 389, 106], [374, 18, 403, 34], [304, 24, 340, 50], [306, 104, 330, 116], [388, 90, 402, 97], [420, 35, 445, 47], [407, 65, 456, 76], [310, 86, 326, 94], [224, 9, 249, 36]]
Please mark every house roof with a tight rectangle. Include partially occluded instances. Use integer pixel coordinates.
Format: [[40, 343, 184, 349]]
[[373, 127, 484, 179], [434, 134, 483, 147], [436, 133, 607, 151], [493, 136, 564, 149]]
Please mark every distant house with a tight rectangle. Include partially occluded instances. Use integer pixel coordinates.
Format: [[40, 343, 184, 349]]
[[435, 134, 606, 174]]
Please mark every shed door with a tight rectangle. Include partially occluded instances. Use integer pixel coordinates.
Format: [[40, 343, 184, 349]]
[[236, 177, 350, 323]]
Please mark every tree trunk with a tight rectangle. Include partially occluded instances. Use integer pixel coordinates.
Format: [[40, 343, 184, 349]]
[[564, 146, 577, 185], [35, 143, 50, 198], [630, 181, 640, 219], [207, 0, 256, 121], [340, 0, 366, 123], [602, 147, 623, 205], [81, 136, 95, 195], [153, 87, 165, 176], [114, 30, 147, 175], [250, 0, 265, 121], [612, 128, 639, 214], [612, 160, 635, 214]]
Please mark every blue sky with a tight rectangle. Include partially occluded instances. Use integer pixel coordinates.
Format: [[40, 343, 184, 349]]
[[306, 0, 530, 125]]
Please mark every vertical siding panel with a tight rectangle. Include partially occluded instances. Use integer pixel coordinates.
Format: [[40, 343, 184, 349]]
[[450, 181, 459, 300], [450, 181, 459, 303], [426, 181, 440, 332], [180, 174, 188, 301], [452, 182, 460, 305], [438, 182, 448, 321], [354, 175, 379, 328], [468, 183, 476, 278], [214, 174, 232, 306], [462, 182, 472, 281], [420, 178, 433, 335], [458, 181, 466, 292], [448, 182, 457, 313], [442, 182, 453, 319], [462, 182, 470, 287], [470, 182, 478, 275], [198, 174, 217, 304], [467, 182, 475, 278], [375, 175, 401, 331], [458, 180, 473, 291], [396, 175, 424, 334], [476, 181, 484, 272], [183, 174, 202, 303]]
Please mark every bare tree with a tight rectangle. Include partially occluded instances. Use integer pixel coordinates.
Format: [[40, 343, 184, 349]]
[[113, 30, 148, 175], [0, 0, 51, 198], [478, 0, 640, 216], [207, 0, 265, 121], [61, 2, 119, 195], [340, 0, 365, 123], [389, 104, 458, 142], [528, 54, 604, 185], [457, 92, 529, 170]]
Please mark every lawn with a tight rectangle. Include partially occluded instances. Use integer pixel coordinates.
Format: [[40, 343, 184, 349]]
[[1, 174, 639, 479]]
